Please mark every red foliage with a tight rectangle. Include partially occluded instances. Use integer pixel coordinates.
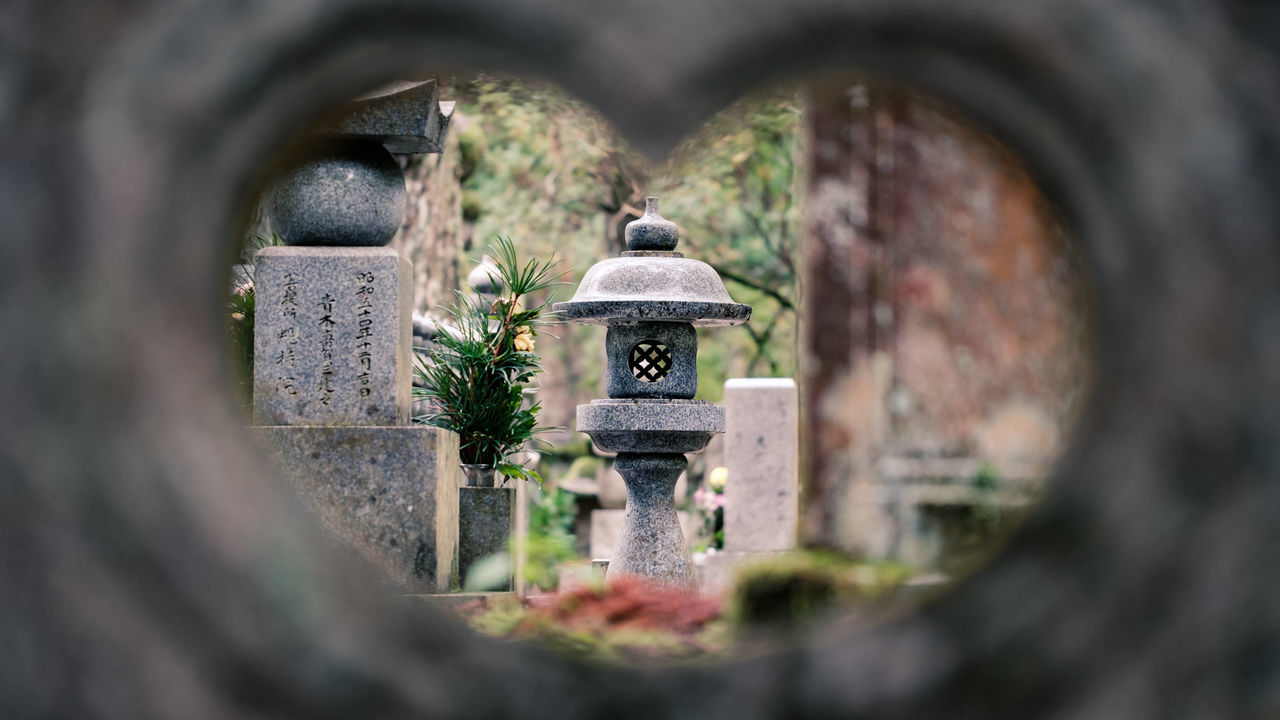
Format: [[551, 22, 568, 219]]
[[524, 577, 722, 637]]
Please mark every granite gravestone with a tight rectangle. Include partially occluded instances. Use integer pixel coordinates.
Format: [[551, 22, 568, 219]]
[[254, 247, 412, 425], [723, 378, 799, 552], [251, 81, 461, 592]]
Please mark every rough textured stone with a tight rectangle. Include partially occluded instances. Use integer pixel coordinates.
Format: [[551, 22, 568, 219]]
[[553, 256, 751, 326], [576, 399, 722, 454], [458, 487, 515, 591], [590, 508, 700, 561], [254, 246, 412, 426], [607, 454, 697, 589], [252, 425, 459, 592], [624, 197, 679, 251], [605, 322, 697, 398], [270, 139, 407, 247], [723, 378, 799, 552], [563, 196, 744, 590], [313, 79, 454, 154], [596, 464, 687, 510]]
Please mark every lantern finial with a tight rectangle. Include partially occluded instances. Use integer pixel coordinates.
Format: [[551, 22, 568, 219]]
[[624, 196, 679, 252]]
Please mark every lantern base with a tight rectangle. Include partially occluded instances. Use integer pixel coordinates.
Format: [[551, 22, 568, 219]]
[[608, 453, 697, 590]]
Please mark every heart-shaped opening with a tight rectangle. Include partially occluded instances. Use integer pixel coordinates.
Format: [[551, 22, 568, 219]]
[[50, 0, 1276, 713], [226, 71, 1093, 665]]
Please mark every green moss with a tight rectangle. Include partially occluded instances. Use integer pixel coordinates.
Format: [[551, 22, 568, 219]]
[[727, 550, 914, 630]]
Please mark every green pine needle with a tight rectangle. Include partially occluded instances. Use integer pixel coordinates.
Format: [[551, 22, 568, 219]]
[[413, 237, 566, 482]]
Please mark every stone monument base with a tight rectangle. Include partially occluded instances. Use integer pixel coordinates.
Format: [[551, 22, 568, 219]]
[[458, 486, 515, 591], [253, 425, 459, 592]]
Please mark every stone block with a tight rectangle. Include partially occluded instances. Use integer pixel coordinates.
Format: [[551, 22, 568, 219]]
[[590, 508, 700, 561], [724, 378, 799, 552], [458, 486, 515, 591], [253, 425, 459, 593], [312, 79, 453, 155], [605, 321, 698, 398], [253, 246, 413, 426]]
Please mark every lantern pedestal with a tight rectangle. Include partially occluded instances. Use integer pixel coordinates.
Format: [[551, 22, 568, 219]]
[[577, 399, 723, 589], [610, 454, 696, 587]]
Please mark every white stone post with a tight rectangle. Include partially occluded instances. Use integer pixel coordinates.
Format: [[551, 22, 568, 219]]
[[723, 378, 799, 552]]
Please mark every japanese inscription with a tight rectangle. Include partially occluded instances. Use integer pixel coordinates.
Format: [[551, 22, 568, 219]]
[[253, 247, 406, 426], [317, 292, 337, 405], [355, 271, 376, 397], [275, 272, 300, 397]]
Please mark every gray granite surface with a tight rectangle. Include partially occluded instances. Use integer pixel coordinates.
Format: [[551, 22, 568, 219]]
[[590, 508, 699, 562], [253, 425, 459, 593], [607, 453, 697, 589], [624, 197, 679, 251], [605, 322, 698, 398], [553, 299, 751, 326], [577, 399, 722, 453], [596, 464, 688, 509], [313, 79, 453, 154], [254, 246, 412, 426], [271, 139, 406, 247], [724, 378, 799, 552], [458, 487, 515, 591], [553, 255, 750, 325]]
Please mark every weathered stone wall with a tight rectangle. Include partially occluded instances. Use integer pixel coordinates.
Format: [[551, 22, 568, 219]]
[[801, 81, 1089, 558]]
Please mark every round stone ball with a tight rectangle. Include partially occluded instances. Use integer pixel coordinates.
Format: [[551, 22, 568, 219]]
[[270, 139, 406, 247]]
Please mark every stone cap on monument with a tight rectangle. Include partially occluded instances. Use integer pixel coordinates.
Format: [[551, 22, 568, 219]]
[[311, 79, 454, 154]]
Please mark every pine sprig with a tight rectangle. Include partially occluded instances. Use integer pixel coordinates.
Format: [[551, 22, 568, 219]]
[[413, 237, 565, 484]]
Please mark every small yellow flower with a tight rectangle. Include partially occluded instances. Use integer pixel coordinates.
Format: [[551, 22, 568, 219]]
[[709, 466, 728, 490], [513, 331, 535, 352]]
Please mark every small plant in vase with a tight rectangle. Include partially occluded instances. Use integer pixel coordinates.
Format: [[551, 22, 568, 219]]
[[413, 237, 564, 486]]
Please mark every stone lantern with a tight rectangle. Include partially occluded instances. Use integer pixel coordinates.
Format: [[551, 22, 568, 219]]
[[554, 197, 750, 589]]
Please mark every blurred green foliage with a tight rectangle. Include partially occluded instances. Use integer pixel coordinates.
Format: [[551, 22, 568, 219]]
[[452, 77, 803, 411], [523, 485, 579, 590], [651, 91, 805, 391]]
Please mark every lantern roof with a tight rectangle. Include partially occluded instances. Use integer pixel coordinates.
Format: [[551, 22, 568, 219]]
[[553, 198, 751, 327]]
